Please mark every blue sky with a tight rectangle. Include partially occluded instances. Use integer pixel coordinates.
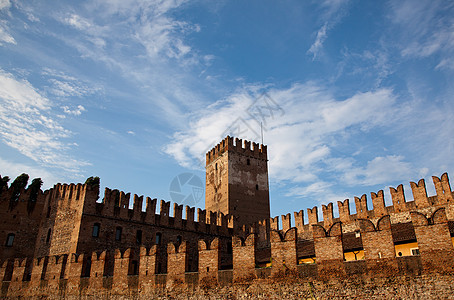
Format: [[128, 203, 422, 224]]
[[1, 0, 453, 222]]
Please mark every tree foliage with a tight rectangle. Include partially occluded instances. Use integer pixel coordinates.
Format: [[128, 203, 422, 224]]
[[28, 178, 43, 202], [85, 176, 100, 187], [11, 173, 29, 202], [0, 175, 10, 197]]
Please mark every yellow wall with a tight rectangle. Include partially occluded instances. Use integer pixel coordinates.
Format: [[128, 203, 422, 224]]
[[395, 242, 419, 257], [344, 250, 364, 261], [298, 257, 316, 264]]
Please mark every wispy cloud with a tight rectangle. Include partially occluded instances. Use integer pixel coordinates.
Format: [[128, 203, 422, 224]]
[[388, 0, 454, 70], [44, 0, 212, 125], [165, 83, 397, 180], [0, 157, 59, 189], [164, 78, 453, 204], [307, 0, 350, 59], [0, 69, 89, 173], [41, 68, 101, 103], [0, 1, 15, 45], [0, 0, 11, 10], [62, 105, 86, 116]]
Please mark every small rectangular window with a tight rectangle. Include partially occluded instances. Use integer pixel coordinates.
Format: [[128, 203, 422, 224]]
[[92, 223, 100, 237], [5, 233, 15, 247], [115, 227, 122, 241], [155, 233, 161, 245]]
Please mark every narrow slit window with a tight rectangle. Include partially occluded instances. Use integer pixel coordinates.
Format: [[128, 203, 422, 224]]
[[5, 233, 15, 247], [46, 229, 51, 244], [155, 232, 162, 245], [115, 227, 122, 241], [247, 159, 250, 165], [136, 230, 142, 244]]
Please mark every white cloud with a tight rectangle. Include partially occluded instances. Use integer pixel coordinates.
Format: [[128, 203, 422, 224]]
[[0, 0, 10, 10], [43, 0, 209, 126], [60, 1, 198, 63], [0, 157, 59, 190], [307, 0, 350, 59], [0, 69, 50, 109], [0, 21, 16, 45], [307, 24, 327, 59], [64, 14, 92, 31], [0, 69, 89, 173], [164, 81, 454, 207], [62, 105, 86, 116], [342, 155, 412, 186], [0, 1, 15, 45], [42, 68, 100, 98], [164, 83, 398, 184], [388, 0, 454, 69]]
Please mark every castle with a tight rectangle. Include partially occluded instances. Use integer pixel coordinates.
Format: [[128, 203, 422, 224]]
[[1, 136, 454, 298]]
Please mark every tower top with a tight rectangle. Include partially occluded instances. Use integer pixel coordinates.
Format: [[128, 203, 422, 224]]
[[205, 136, 267, 165]]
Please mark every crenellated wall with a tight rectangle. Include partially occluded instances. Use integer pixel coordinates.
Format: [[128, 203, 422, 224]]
[[1, 204, 453, 298], [0, 172, 454, 298], [205, 136, 267, 165], [0, 184, 47, 261], [242, 173, 454, 248]]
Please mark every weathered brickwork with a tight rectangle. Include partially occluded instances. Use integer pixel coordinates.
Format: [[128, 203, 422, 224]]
[[232, 234, 256, 282], [358, 216, 398, 276], [270, 228, 297, 276], [1, 137, 454, 298], [205, 137, 270, 227]]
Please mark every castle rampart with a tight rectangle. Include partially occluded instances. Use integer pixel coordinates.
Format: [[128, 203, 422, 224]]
[[205, 136, 267, 166], [0, 171, 454, 298]]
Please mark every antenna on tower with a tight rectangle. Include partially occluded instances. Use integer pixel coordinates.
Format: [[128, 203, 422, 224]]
[[261, 122, 264, 145]]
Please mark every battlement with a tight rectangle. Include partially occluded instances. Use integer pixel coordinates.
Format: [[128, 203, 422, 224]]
[[1, 171, 454, 298], [206, 136, 267, 165], [0, 184, 47, 215], [243, 173, 454, 240], [2, 203, 454, 298], [80, 186, 237, 237]]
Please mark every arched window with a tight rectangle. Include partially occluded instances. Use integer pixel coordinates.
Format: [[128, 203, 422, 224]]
[[5, 233, 15, 247], [115, 227, 122, 241], [155, 232, 162, 245], [46, 229, 51, 244], [92, 223, 100, 237]]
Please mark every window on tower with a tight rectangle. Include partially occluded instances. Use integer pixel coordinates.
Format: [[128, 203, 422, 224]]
[[92, 223, 100, 237], [115, 227, 122, 241], [5, 233, 15, 247]]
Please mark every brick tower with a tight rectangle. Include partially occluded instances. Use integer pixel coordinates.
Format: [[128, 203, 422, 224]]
[[205, 136, 270, 227]]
